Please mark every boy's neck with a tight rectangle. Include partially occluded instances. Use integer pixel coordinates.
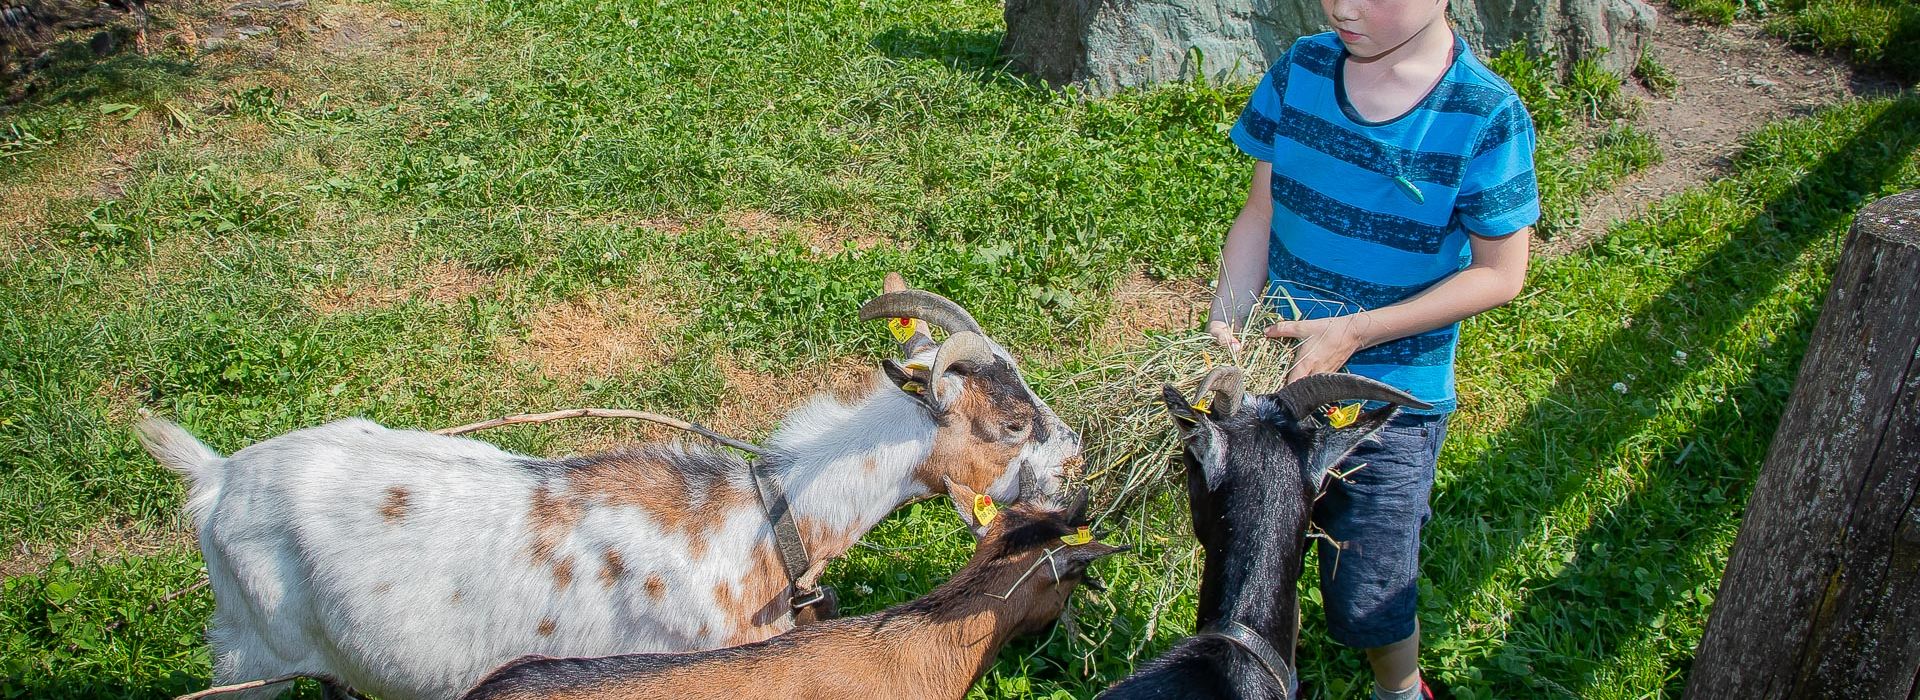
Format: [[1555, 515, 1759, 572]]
[[1340, 21, 1455, 123], [1346, 19, 1455, 71]]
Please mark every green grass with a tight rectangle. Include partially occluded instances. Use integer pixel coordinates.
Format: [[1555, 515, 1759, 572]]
[[4, 0, 1918, 697], [1668, 0, 1920, 83]]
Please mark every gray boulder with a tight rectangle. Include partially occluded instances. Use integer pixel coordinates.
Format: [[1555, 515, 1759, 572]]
[[1001, 0, 1656, 96]]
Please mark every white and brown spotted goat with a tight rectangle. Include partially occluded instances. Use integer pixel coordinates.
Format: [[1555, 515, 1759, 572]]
[[459, 484, 1125, 700], [136, 278, 1080, 700]]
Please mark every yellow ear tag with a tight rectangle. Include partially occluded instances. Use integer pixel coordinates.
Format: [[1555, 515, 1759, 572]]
[[1059, 526, 1093, 546], [903, 361, 929, 372], [888, 317, 920, 343], [1326, 402, 1361, 428], [1191, 395, 1213, 415], [900, 380, 926, 394], [972, 494, 998, 527]]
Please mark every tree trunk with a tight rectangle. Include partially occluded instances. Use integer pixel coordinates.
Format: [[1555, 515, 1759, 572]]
[[1685, 191, 1920, 699]]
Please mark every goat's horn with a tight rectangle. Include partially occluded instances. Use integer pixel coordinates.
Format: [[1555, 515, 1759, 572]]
[[1273, 373, 1431, 420], [1193, 366, 1246, 418], [858, 290, 985, 337], [928, 331, 994, 407]]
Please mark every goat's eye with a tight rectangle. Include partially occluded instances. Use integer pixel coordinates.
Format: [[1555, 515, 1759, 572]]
[[1004, 421, 1028, 435]]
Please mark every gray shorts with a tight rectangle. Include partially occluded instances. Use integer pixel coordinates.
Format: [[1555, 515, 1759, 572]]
[[1312, 411, 1448, 649]]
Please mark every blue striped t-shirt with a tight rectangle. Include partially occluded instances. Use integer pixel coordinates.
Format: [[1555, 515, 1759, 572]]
[[1229, 32, 1541, 414]]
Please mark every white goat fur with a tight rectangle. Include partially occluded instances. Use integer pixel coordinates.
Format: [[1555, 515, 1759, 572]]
[[141, 360, 1078, 700]]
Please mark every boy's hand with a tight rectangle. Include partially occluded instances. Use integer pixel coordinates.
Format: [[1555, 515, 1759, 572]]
[[1207, 320, 1243, 353], [1265, 313, 1373, 383]]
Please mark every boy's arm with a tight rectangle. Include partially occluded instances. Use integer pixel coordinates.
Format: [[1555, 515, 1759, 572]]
[[1264, 227, 1531, 382], [1206, 161, 1275, 351]]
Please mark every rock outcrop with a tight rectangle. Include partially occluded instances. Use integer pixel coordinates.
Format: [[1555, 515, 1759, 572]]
[[1001, 0, 1656, 96]]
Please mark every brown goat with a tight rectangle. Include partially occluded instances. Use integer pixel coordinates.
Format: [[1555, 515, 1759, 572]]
[[461, 485, 1124, 700]]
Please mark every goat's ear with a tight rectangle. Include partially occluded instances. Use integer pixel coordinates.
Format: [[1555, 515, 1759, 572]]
[[1063, 487, 1092, 526], [881, 359, 967, 414], [1163, 384, 1228, 491], [1162, 383, 1207, 430], [882, 359, 939, 410], [943, 477, 993, 539], [1303, 405, 1397, 495]]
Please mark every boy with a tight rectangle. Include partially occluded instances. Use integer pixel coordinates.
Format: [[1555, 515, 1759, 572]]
[[1205, 0, 1540, 697]]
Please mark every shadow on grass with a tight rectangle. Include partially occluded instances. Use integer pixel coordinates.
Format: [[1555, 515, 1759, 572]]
[[2, 33, 194, 110], [1415, 96, 1920, 694], [867, 27, 1048, 91]]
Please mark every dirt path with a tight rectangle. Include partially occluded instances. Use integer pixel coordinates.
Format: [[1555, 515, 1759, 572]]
[[1542, 2, 1904, 256]]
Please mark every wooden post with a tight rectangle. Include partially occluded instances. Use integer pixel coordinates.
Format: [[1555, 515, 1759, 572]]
[[1686, 191, 1920, 699]]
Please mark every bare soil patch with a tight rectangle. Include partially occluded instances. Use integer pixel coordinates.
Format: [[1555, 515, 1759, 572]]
[[308, 260, 493, 314], [2, 519, 196, 581], [502, 288, 681, 379], [723, 210, 888, 255], [709, 353, 876, 438], [1546, 2, 1904, 256], [1092, 272, 1211, 347]]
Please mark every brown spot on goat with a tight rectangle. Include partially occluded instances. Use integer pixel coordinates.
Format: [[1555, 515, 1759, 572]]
[[450, 590, 464, 605], [552, 555, 575, 591], [645, 574, 666, 600], [542, 447, 753, 563], [599, 549, 626, 588], [526, 486, 584, 565], [536, 619, 556, 636], [380, 486, 410, 524], [797, 517, 859, 562], [372, 582, 391, 594], [712, 543, 791, 646]]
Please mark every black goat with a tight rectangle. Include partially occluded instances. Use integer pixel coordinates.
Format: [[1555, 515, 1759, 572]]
[[1100, 369, 1429, 700]]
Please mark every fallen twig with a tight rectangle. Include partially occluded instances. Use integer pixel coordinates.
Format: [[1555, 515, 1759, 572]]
[[174, 674, 313, 700]]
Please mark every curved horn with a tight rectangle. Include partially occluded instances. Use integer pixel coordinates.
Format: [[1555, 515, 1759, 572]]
[[928, 331, 995, 408], [858, 290, 985, 337], [1193, 366, 1246, 419], [1273, 372, 1432, 420]]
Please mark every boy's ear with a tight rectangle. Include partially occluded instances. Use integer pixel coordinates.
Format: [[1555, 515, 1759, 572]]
[[943, 477, 993, 538]]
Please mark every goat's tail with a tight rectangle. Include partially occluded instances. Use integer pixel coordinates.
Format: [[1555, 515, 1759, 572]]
[[136, 415, 226, 518]]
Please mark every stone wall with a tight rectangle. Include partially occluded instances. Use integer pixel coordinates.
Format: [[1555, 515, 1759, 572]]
[[1001, 0, 1656, 96]]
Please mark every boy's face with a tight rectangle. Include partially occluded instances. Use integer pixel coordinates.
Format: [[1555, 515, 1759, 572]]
[[1320, 0, 1449, 59]]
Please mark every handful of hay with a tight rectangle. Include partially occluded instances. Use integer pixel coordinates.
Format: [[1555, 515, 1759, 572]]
[[1050, 311, 1295, 523]]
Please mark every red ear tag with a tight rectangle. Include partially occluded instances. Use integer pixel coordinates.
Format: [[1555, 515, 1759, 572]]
[[888, 317, 919, 343]]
